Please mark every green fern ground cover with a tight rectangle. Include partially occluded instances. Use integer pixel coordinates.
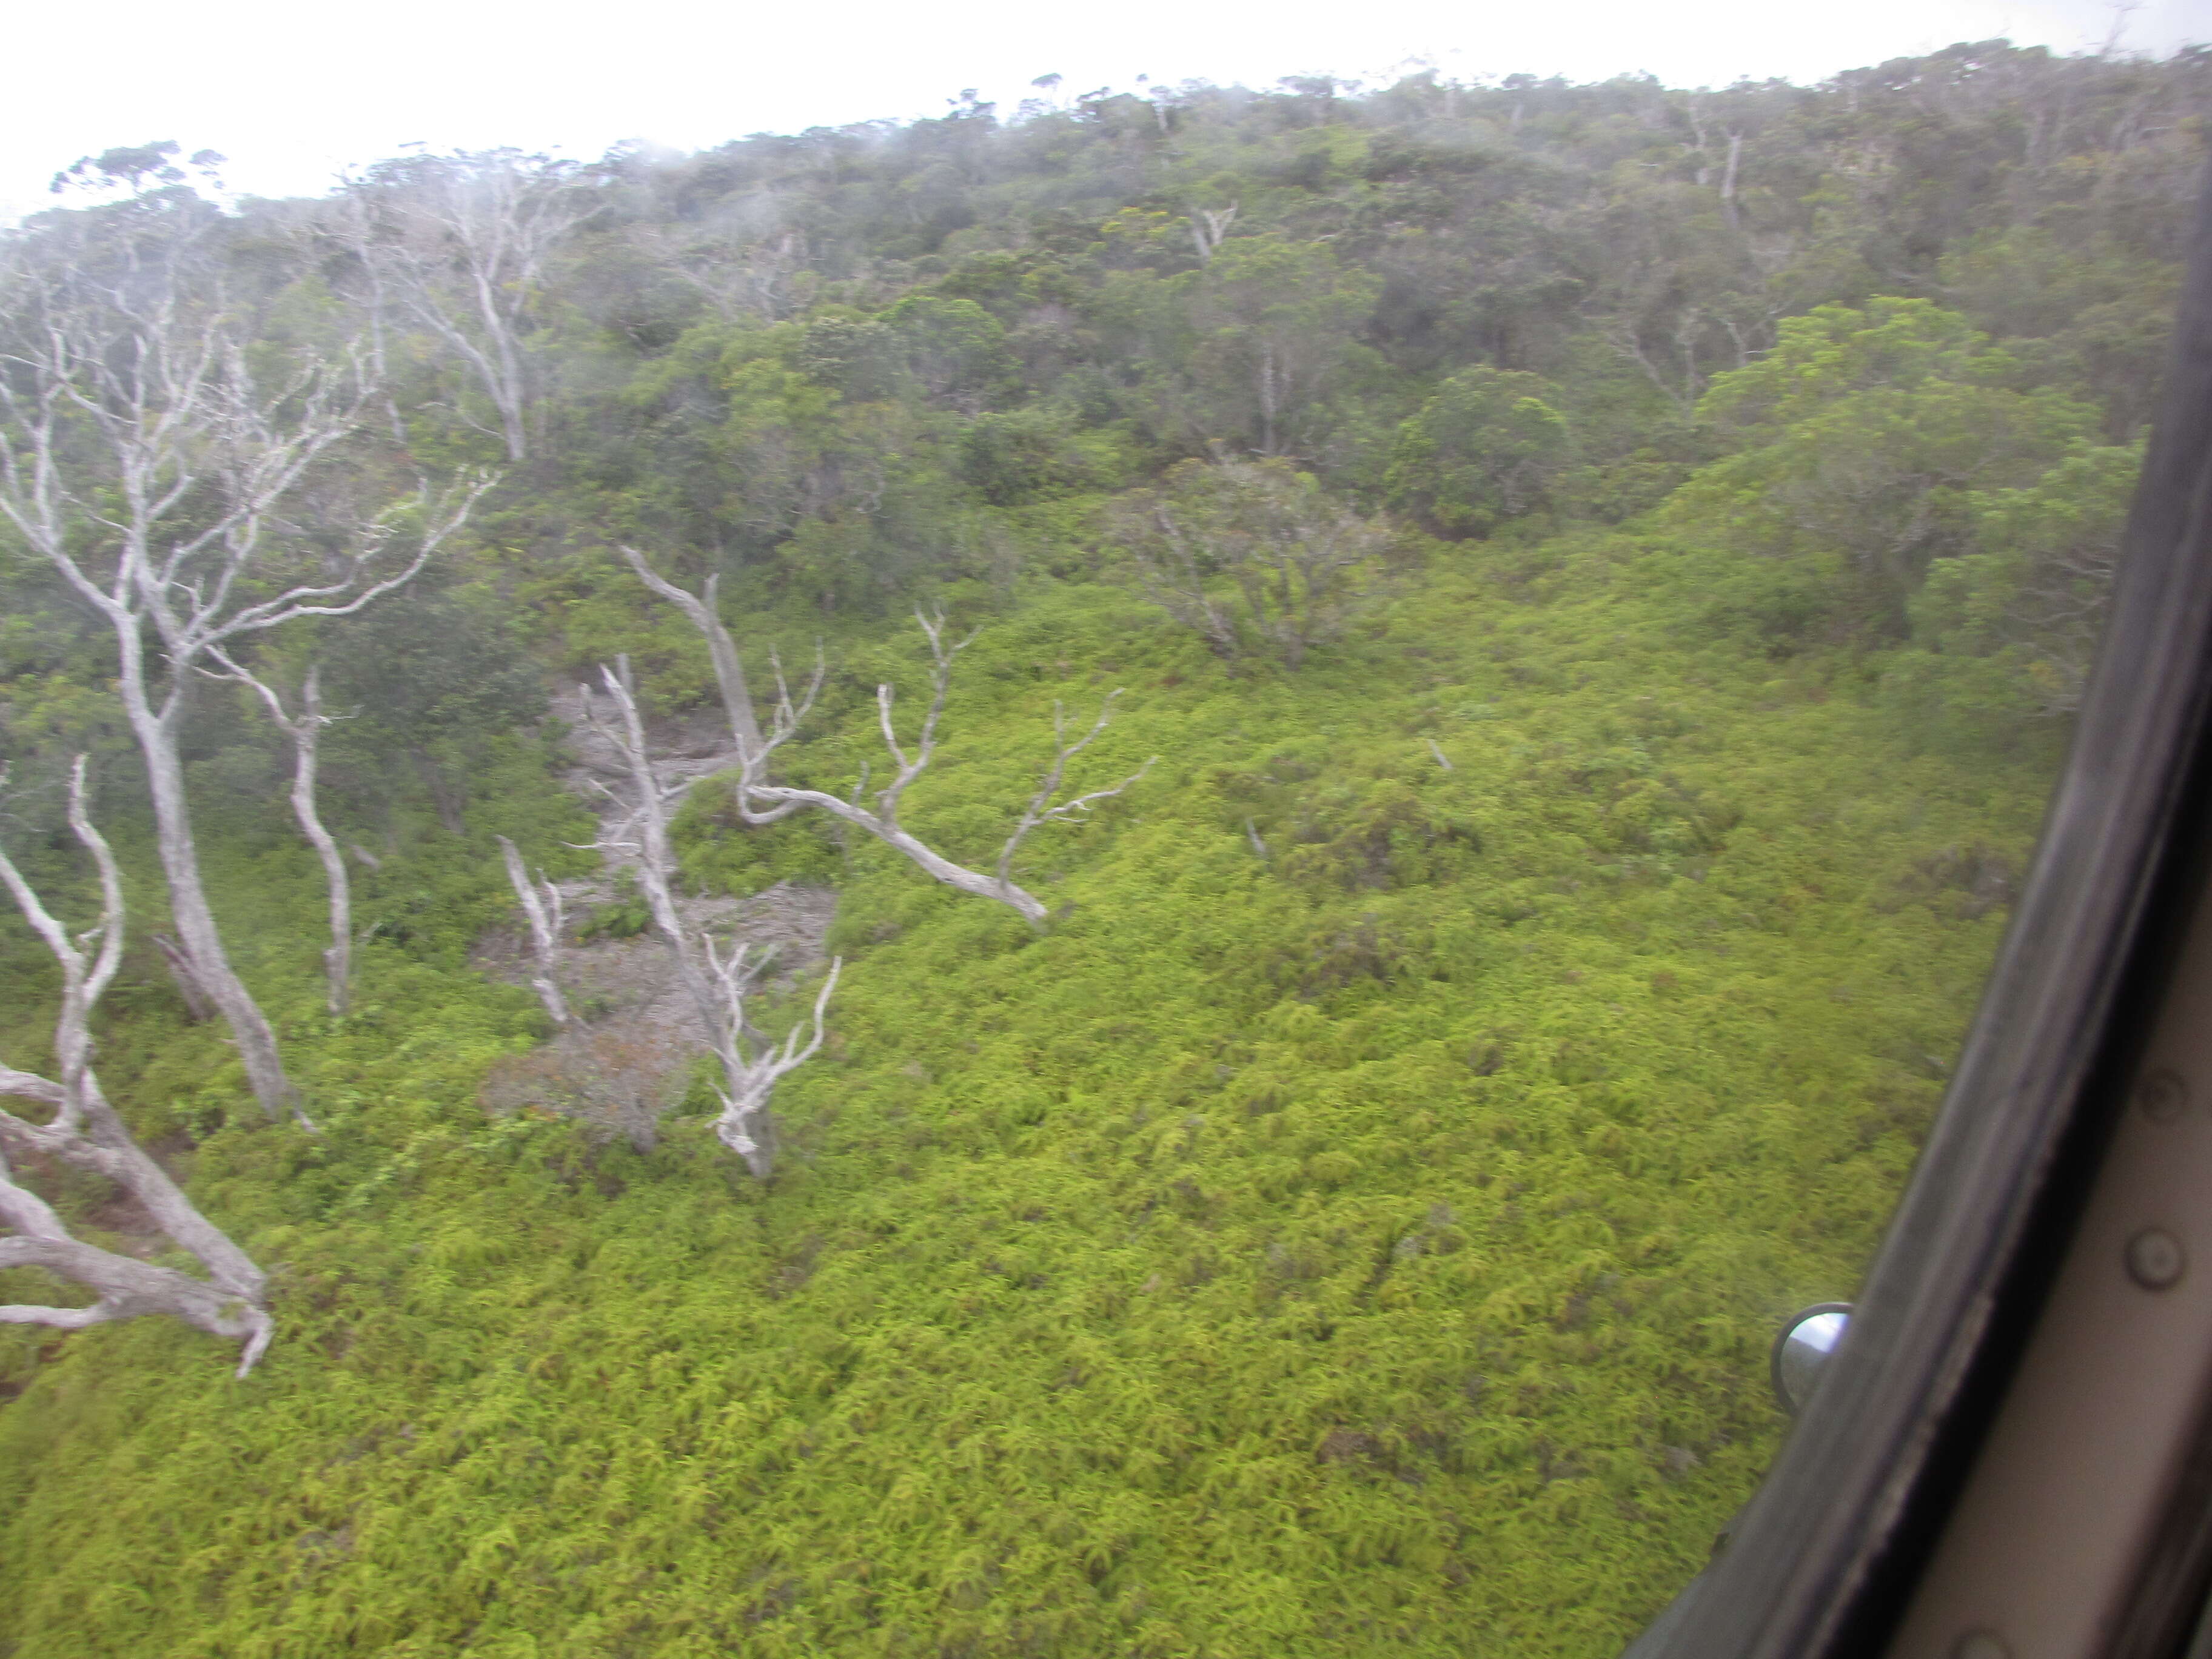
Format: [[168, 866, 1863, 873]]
[[0, 531, 2053, 1657]]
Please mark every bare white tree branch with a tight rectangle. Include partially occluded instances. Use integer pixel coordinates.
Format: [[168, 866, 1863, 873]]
[[561, 657, 842, 1175], [0, 211, 492, 1121], [0, 758, 271, 1375], [495, 836, 570, 1026], [728, 612, 1153, 927]]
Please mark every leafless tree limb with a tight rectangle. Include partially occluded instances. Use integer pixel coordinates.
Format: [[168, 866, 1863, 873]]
[[0, 213, 492, 1119], [495, 836, 569, 1026], [0, 758, 271, 1375], [206, 657, 354, 1014], [733, 612, 1154, 927]]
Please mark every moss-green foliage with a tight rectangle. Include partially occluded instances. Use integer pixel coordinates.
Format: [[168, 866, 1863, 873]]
[[4, 39, 2188, 1655], [1387, 367, 1572, 537], [0, 519, 2048, 1655]]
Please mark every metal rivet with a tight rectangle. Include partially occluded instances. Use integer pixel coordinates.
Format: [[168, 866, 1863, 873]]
[[2140, 1069, 2190, 1122], [2127, 1228, 2187, 1290], [1952, 1631, 2011, 1659]]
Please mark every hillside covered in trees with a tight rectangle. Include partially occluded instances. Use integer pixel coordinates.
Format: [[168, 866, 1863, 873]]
[[0, 40, 2204, 1656]]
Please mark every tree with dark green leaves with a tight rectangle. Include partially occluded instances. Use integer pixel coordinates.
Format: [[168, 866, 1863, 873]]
[[1387, 365, 1572, 536]]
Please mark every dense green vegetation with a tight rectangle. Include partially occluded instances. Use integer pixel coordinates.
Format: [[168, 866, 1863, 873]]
[[0, 39, 2202, 1656]]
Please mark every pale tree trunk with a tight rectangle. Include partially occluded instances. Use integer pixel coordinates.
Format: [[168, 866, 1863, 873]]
[[153, 934, 217, 1022], [571, 659, 842, 1176], [0, 758, 272, 1376], [476, 258, 531, 463], [495, 836, 569, 1025], [0, 212, 494, 1122], [295, 672, 352, 1015], [213, 659, 352, 1016], [1720, 131, 1745, 231], [618, 546, 763, 760], [130, 674, 301, 1121], [1256, 341, 1281, 456]]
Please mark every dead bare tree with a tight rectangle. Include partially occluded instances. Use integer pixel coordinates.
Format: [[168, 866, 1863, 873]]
[[617, 552, 1154, 923], [206, 658, 355, 1015], [0, 759, 272, 1376], [643, 218, 813, 324], [521, 595, 1148, 1167], [1719, 130, 1746, 232], [571, 657, 844, 1176], [338, 151, 597, 461], [1188, 201, 1239, 264], [1681, 97, 1749, 231], [494, 835, 570, 1026], [700, 941, 841, 1173], [0, 205, 494, 1121], [1110, 495, 1242, 658], [1595, 306, 1706, 423], [618, 546, 764, 760]]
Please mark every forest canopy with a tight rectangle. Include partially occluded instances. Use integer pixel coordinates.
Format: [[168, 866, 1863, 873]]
[[0, 39, 2203, 1658]]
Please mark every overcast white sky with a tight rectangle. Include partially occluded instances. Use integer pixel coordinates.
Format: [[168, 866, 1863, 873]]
[[3, 0, 2204, 222]]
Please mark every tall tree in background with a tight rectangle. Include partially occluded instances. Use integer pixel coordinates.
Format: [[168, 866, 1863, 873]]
[[337, 151, 598, 461], [0, 195, 482, 1120], [1183, 238, 1376, 457]]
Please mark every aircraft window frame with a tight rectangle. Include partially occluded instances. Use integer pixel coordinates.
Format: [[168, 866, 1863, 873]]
[[1629, 162, 2212, 1659]]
